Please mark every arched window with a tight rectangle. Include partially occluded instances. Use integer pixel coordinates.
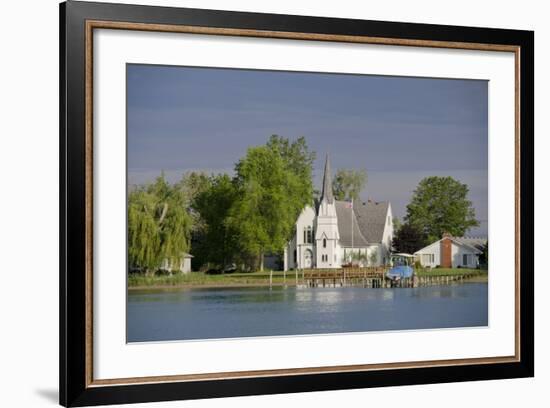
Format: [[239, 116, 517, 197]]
[[303, 226, 313, 244], [323, 238, 327, 248]]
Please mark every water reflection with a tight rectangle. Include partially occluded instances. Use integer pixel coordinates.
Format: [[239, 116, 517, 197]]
[[127, 283, 488, 342]]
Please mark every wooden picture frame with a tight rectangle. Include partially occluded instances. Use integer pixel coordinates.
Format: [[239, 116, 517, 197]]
[[60, 1, 534, 406]]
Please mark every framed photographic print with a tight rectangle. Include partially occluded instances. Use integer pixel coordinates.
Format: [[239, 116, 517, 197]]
[[59, 1, 534, 406]]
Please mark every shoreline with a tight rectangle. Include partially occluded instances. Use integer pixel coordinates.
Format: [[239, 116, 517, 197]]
[[128, 281, 296, 291], [128, 275, 487, 291]]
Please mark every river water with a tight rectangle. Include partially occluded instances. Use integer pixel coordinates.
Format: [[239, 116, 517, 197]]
[[127, 283, 488, 342]]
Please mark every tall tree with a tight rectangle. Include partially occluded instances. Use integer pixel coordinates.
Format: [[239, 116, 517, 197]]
[[392, 217, 402, 233], [332, 169, 367, 201], [266, 135, 316, 213], [128, 174, 193, 275], [392, 222, 428, 254], [176, 171, 211, 203], [228, 146, 302, 270], [405, 176, 479, 242], [192, 174, 239, 269]]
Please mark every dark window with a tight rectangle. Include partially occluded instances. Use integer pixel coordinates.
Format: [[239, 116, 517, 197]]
[[323, 238, 327, 248], [293, 250, 297, 264]]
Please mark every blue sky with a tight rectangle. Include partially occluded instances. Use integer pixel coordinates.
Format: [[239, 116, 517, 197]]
[[127, 64, 488, 236]]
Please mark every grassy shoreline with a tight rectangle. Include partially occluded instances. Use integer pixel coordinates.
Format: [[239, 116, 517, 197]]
[[128, 268, 487, 290], [415, 267, 485, 276]]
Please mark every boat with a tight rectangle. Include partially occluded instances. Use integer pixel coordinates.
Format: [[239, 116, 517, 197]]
[[386, 253, 415, 281]]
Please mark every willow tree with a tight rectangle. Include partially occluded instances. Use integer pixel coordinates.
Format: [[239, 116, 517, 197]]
[[128, 174, 192, 275]]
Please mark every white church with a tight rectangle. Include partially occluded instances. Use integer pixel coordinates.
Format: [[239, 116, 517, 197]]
[[284, 154, 394, 271]]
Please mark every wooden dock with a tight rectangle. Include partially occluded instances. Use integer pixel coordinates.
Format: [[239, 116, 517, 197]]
[[299, 268, 485, 289], [302, 267, 387, 288]]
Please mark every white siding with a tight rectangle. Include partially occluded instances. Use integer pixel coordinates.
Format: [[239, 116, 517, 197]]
[[315, 199, 340, 268], [182, 257, 192, 273], [285, 206, 316, 270], [452, 244, 480, 268], [160, 255, 192, 273], [415, 241, 441, 267], [415, 239, 481, 268], [380, 203, 394, 265]]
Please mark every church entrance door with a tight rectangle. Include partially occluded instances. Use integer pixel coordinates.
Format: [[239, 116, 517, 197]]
[[304, 249, 313, 268]]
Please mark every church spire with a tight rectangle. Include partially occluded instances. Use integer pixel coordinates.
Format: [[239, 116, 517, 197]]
[[320, 153, 334, 204]]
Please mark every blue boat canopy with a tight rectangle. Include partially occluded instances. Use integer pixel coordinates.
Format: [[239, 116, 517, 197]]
[[386, 253, 415, 279]]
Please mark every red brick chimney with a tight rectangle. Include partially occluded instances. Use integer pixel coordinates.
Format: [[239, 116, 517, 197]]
[[440, 232, 452, 268]]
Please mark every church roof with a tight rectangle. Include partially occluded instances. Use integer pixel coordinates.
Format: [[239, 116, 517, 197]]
[[316, 152, 390, 246], [354, 201, 390, 244], [335, 201, 369, 247], [320, 153, 334, 204], [335, 200, 390, 246]]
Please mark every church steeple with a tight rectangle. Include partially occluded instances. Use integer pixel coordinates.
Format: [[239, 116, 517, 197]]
[[320, 153, 334, 204], [315, 153, 339, 268]]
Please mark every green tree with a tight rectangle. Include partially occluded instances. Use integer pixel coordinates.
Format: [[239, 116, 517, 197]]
[[393, 217, 402, 233], [128, 174, 192, 275], [405, 176, 479, 243], [176, 171, 211, 203], [192, 174, 239, 269], [175, 171, 213, 270], [332, 169, 367, 201], [392, 222, 428, 254], [228, 146, 303, 271], [266, 135, 316, 211], [479, 241, 489, 269]]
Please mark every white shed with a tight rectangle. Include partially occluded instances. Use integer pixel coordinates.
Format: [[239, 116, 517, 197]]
[[160, 253, 193, 274]]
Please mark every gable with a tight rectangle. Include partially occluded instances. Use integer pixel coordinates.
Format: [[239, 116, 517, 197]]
[[353, 201, 390, 243], [414, 241, 440, 255]]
